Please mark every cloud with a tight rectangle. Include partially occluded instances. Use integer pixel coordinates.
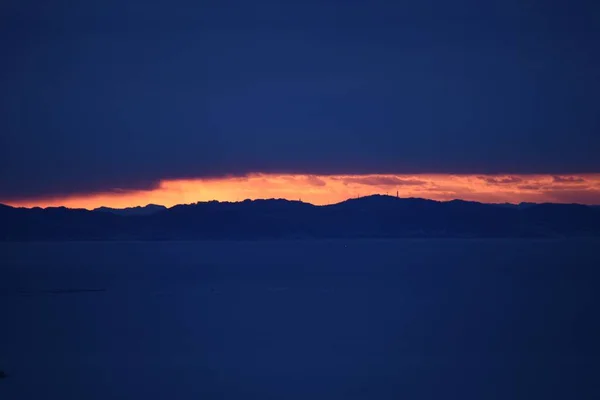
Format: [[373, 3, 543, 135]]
[[548, 184, 590, 191], [552, 176, 586, 183], [480, 176, 523, 185], [340, 176, 428, 187], [517, 184, 543, 191], [304, 175, 327, 187], [541, 189, 600, 205]]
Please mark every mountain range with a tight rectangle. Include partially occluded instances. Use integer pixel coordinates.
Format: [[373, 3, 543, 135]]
[[93, 204, 167, 216], [1, 195, 599, 240]]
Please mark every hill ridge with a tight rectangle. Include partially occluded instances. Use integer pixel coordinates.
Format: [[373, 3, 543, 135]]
[[1, 195, 599, 240]]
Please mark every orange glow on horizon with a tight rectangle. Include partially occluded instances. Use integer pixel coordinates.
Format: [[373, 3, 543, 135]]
[[4, 173, 600, 209]]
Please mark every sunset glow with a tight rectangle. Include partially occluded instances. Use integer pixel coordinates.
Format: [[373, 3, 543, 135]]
[[4, 173, 600, 210]]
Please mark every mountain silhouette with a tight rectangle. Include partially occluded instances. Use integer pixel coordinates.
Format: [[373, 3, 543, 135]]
[[1, 195, 599, 240], [93, 204, 167, 216]]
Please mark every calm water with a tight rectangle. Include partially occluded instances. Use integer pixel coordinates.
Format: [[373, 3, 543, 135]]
[[1, 240, 599, 399]]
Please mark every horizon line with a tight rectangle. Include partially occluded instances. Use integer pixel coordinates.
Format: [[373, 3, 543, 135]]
[[2, 193, 598, 211]]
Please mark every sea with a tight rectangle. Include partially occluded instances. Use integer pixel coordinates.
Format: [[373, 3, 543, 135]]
[[1, 239, 599, 399]]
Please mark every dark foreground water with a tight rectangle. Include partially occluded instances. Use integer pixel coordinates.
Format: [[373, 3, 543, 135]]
[[1, 240, 599, 399]]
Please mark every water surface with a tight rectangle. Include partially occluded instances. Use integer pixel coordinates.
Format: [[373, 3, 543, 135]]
[[1, 240, 599, 399]]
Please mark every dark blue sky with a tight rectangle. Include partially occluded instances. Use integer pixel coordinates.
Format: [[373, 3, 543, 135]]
[[1, 0, 599, 199]]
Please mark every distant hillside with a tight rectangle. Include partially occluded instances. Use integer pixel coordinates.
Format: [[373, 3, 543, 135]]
[[1, 195, 600, 240], [93, 204, 166, 216]]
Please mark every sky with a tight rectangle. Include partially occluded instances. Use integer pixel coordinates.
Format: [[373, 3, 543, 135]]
[[1, 0, 599, 207], [7, 174, 600, 208]]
